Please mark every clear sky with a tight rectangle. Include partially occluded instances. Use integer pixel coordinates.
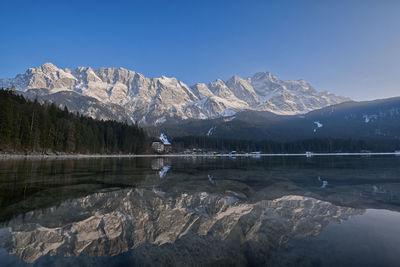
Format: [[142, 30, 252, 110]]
[[0, 0, 399, 100]]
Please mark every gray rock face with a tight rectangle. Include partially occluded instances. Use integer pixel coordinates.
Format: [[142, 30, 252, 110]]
[[0, 188, 362, 263], [0, 63, 350, 125]]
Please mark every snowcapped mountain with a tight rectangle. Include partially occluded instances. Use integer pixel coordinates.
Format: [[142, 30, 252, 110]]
[[0, 63, 350, 125]]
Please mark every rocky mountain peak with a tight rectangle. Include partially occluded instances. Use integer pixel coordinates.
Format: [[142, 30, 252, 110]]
[[191, 83, 213, 99], [252, 71, 279, 83], [40, 62, 59, 72], [0, 63, 350, 125]]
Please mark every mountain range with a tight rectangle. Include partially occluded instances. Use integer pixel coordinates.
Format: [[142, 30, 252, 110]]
[[158, 97, 400, 141], [0, 63, 349, 125]]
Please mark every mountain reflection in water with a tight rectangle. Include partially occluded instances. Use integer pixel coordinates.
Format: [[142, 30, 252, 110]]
[[0, 189, 363, 263], [0, 156, 399, 266]]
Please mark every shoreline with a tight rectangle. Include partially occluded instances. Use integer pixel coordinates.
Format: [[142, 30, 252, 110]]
[[1, 152, 399, 160]]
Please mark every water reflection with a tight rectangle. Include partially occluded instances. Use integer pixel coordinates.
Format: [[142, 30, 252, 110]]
[[0, 189, 363, 263], [0, 156, 399, 265]]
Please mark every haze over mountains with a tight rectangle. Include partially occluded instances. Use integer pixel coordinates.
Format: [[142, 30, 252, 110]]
[[0, 63, 349, 125]]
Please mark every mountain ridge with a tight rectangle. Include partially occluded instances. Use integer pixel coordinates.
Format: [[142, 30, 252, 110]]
[[0, 63, 350, 125]]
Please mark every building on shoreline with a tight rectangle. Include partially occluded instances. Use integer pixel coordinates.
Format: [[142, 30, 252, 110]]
[[151, 142, 164, 153], [151, 133, 172, 153]]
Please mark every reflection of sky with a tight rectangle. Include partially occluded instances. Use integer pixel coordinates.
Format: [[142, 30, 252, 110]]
[[273, 209, 400, 267]]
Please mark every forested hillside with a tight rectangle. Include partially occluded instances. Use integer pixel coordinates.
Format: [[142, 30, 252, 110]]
[[0, 89, 148, 154], [158, 97, 400, 141], [172, 136, 400, 153]]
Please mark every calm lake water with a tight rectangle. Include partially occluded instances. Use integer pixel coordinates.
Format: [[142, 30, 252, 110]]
[[0, 156, 400, 266]]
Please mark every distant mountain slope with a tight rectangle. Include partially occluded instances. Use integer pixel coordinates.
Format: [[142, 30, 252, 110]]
[[157, 97, 400, 141], [0, 63, 349, 125], [22, 89, 135, 124]]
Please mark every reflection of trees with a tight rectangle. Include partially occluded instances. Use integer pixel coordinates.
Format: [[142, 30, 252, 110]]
[[0, 158, 156, 221], [1, 156, 399, 222], [0, 188, 363, 263]]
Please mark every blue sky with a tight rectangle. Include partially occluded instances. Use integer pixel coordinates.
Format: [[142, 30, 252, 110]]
[[0, 0, 399, 100]]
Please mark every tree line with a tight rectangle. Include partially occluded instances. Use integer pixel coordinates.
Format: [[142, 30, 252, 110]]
[[0, 89, 148, 154], [172, 135, 400, 153]]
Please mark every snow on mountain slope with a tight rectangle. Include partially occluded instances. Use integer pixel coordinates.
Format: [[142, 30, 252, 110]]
[[225, 75, 259, 105], [0, 63, 350, 125], [251, 72, 349, 114]]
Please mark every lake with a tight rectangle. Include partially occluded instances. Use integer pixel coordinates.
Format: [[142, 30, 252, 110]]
[[0, 155, 399, 266]]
